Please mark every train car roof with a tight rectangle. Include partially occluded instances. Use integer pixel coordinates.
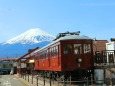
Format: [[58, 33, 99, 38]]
[[33, 34, 92, 54], [55, 35, 92, 41], [51, 35, 92, 45]]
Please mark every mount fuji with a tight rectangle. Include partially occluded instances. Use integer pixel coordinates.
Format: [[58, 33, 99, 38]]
[[0, 28, 55, 58]]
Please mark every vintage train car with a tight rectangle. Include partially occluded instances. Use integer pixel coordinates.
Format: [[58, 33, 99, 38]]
[[34, 31, 94, 80]]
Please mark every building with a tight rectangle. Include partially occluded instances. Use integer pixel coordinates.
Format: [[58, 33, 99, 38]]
[[106, 42, 115, 50], [0, 58, 17, 74], [106, 38, 115, 50], [105, 38, 115, 64], [16, 47, 39, 74], [93, 40, 108, 55]]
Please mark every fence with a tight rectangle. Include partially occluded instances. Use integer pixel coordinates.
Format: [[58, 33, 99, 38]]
[[95, 50, 115, 65], [19, 73, 115, 86]]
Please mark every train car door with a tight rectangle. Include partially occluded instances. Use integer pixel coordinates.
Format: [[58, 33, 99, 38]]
[[83, 43, 93, 69]]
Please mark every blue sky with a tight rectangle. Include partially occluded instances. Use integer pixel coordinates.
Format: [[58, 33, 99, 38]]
[[0, 0, 115, 42]]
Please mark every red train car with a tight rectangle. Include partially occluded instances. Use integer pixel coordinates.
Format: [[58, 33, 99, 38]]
[[34, 31, 94, 80]]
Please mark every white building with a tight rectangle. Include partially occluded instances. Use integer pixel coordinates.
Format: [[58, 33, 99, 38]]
[[105, 41, 115, 64], [106, 42, 115, 50]]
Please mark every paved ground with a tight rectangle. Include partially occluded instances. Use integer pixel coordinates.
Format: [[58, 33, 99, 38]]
[[14, 74, 35, 86], [14, 74, 80, 86], [0, 75, 29, 86], [15, 74, 61, 86], [14, 74, 115, 86]]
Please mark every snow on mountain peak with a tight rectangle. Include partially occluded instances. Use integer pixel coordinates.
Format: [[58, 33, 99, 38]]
[[3, 28, 55, 45]]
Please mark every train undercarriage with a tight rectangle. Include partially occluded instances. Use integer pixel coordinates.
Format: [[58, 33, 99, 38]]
[[34, 68, 94, 82]]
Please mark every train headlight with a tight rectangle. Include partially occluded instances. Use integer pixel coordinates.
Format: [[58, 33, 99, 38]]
[[77, 58, 82, 63]]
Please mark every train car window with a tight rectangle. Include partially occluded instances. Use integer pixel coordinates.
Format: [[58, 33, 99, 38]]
[[46, 50, 48, 58], [53, 47, 55, 56], [52, 47, 55, 56], [55, 46, 58, 56], [52, 48, 54, 57], [43, 50, 47, 58], [74, 44, 82, 54], [84, 44, 91, 53], [41, 52, 43, 58], [35, 53, 37, 58], [38, 53, 40, 59], [35, 53, 38, 60], [64, 44, 72, 54], [40, 52, 43, 59], [38, 52, 40, 59], [50, 48, 52, 57], [53, 46, 55, 56]]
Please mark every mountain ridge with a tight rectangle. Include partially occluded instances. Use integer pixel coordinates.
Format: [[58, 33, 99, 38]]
[[0, 28, 55, 58], [3, 28, 55, 45]]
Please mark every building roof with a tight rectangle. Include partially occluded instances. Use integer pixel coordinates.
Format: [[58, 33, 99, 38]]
[[0, 58, 18, 62], [16, 47, 39, 62], [111, 38, 115, 42]]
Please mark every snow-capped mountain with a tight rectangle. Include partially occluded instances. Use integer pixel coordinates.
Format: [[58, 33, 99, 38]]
[[0, 28, 55, 58], [3, 28, 55, 45]]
